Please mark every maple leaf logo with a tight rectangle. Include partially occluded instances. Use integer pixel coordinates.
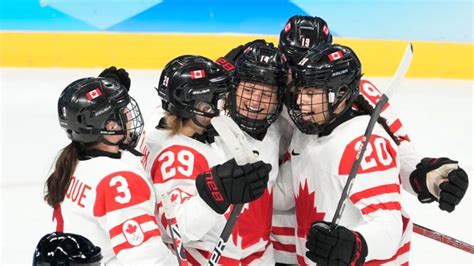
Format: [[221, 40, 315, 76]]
[[170, 193, 178, 202], [126, 223, 137, 234], [295, 179, 326, 238]]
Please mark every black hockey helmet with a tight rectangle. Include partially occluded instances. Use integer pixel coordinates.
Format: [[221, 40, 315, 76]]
[[227, 41, 288, 135], [33, 232, 102, 265], [279, 15, 332, 67], [286, 43, 362, 135], [57, 77, 144, 148], [157, 55, 231, 120]]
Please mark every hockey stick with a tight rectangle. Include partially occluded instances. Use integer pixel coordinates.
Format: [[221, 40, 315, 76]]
[[413, 223, 474, 254], [161, 191, 189, 266], [207, 115, 258, 266], [330, 43, 414, 229]]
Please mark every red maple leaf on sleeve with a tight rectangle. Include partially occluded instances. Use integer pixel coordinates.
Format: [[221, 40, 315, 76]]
[[126, 223, 137, 234]]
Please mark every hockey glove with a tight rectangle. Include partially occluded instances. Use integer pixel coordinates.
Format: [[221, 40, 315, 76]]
[[215, 39, 267, 73], [306, 221, 368, 266], [99, 66, 131, 90], [195, 159, 271, 214], [410, 157, 468, 212]]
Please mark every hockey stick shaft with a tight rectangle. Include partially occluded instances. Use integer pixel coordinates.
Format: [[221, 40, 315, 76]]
[[161, 192, 188, 266], [330, 43, 413, 229], [208, 116, 257, 265], [413, 223, 474, 254]]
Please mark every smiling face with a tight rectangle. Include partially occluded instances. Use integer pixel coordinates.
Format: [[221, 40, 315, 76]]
[[235, 81, 279, 120]]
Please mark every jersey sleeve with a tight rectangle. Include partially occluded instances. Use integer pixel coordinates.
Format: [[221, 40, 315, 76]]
[[93, 170, 175, 263], [339, 133, 404, 261], [150, 145, 222, 242], [359, 79, 422, 196]]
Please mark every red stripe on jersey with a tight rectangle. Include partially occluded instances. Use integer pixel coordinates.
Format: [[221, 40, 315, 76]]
[[272, 226, 295, 236], [109, 214, 158, 238], [53, 204, 64, 232], [389, 119, 402, 135], [150, 145, 209, 184], [93, 171, 151, 217], [297, 255, 307, 266], [350, 184, 400, 204], [184, 251, 201, 266], [361, 201, 401, 215], [272, 241, 297, 253], [365, 242, 411, 265], [112, 228, 161, 255]]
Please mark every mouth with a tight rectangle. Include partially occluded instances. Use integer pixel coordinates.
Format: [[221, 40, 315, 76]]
[[245, 105, 264, 113], [301, 111, 315, 121]]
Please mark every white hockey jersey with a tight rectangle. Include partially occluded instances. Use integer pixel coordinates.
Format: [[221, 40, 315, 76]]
[[290, 115, 412, 265], [142, 111, 282, 265], [358, 79, 421, 195], [271, 79, 420, 264], [52, 155, 176, 264]]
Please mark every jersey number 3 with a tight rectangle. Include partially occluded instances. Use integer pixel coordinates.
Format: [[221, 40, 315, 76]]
[[110, 176, 132, 204]]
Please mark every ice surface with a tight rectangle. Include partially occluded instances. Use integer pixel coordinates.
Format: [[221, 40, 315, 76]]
[[1, 68, 472, 264]]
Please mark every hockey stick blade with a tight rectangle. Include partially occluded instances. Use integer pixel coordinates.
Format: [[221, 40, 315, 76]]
[[208, 115, 258, 265], [330, 43, 413, 229], [413, 223, 474, 254], [211, 115, 257, 164], [385, 43, 413, 97]]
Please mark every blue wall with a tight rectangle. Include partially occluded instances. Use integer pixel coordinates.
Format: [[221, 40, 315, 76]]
[[1, 0, 472, 42]]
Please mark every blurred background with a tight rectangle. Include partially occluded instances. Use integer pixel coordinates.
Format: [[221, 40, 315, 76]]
[[1, 0, 472, 264]]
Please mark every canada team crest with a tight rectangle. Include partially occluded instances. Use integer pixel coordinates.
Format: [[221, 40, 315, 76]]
[[122, 219, 144, 246]]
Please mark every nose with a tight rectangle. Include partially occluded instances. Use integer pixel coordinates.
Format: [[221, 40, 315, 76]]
[[248, 89, 263, 107]]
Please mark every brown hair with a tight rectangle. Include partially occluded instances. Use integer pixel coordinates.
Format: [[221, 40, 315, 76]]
[[44, 142, 80, 207], [354, 95, 401, 146], [164, 112, 187, 136]]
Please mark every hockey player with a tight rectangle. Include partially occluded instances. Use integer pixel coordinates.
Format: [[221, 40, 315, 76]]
[[212, 40, 292, 264], [278, 15, 469, 212], [33, 232, 102, 265], [271, 15, 469, 264], [287, 43, 411, 265], [141, 55, 272, 265], [44, 77, 176, 264]]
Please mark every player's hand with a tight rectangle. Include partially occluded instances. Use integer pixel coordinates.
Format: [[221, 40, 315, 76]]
[[409, 157, 469, 212], [195, 159, 271, 214], [306, 221, 367, 266], [99, 66, 131, 90]]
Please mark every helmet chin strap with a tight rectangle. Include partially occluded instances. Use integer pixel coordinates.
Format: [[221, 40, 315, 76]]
[[100, 136, 143, 157]]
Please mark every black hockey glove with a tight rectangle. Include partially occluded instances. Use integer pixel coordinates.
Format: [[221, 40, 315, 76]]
[[99, 66, 131, 90], [410, 157, 468, 213], [195, 159, 271, 214], [306, 221, 368, 266], [215, 39, 268, 73]]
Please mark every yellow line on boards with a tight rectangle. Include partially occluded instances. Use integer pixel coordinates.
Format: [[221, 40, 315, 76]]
[[1, 32, 472, 79]]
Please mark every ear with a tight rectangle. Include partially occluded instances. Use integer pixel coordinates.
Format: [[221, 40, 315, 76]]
[[104, 120, 120, 131]]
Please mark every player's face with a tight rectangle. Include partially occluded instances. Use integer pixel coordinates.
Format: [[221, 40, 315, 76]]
[[235, 81, 278, 120], [296, 87, 329, 124]]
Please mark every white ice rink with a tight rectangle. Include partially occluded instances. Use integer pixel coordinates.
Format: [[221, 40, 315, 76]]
[[1, 68, 472, 265]]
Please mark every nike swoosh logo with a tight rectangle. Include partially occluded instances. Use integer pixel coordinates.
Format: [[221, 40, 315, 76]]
[[291, 150, 300, 156]]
